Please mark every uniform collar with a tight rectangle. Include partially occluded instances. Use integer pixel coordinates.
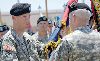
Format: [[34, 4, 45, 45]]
[[76, 26, 92, 33]]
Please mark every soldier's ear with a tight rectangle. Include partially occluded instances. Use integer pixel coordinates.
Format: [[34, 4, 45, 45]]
[[12, 16, 15, 20], [72, 14, 78, 26], [72, 14, 76, 22]]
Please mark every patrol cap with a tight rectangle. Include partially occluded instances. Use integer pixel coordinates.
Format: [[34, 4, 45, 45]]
[[69, 3, 92, 13], [10, 3, 31, 16], [37, 16, 48, 24]]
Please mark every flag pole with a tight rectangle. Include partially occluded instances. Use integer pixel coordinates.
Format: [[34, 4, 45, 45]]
[[17, 0, 20, 3], [82, 0, 85, 3], [45, 0, 48, 18], [0, 9, 3, 25]]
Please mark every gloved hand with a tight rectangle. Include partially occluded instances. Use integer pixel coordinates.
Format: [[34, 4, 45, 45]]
[[43, 41, 58, 58]]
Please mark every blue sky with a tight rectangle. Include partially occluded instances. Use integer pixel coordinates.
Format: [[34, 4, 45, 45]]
[[0, 0, 91, 12]]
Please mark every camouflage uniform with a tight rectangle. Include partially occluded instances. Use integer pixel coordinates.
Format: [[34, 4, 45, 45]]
[[0, 30, 16, 61], [0, 39, 3, 61], [1, 29, 39, 61], [33, 16, 50, 60], [0, 25, 10, 61], [32, 32, 49, 43], [31, 32, 49, 60], [49, 26, 100, 61], [1, 3, 39, 61]]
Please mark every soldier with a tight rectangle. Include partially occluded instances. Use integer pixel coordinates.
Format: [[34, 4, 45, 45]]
[[35, 16, 49, 43], [0, 25, 9, 61], [48, 20, 53, 37], [49, 3, 100, 61], [1, 3, 39, 61], [91, 0, 100, 32], [31, 16, 50, 60]]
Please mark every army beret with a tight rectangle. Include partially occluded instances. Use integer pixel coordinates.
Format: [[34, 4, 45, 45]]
[[37, 16, 48, 24], [69, 3, 92, 13], [48, 20, 52, 24], [0, 25, 9, 32], [10, 3, 31, 16]]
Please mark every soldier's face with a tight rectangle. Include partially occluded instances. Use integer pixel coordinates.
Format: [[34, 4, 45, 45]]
[[37, 21, 48, 32], [48, 24, 53, 30], [13, 13, 31, 30], [0, 32, 5, 38]]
